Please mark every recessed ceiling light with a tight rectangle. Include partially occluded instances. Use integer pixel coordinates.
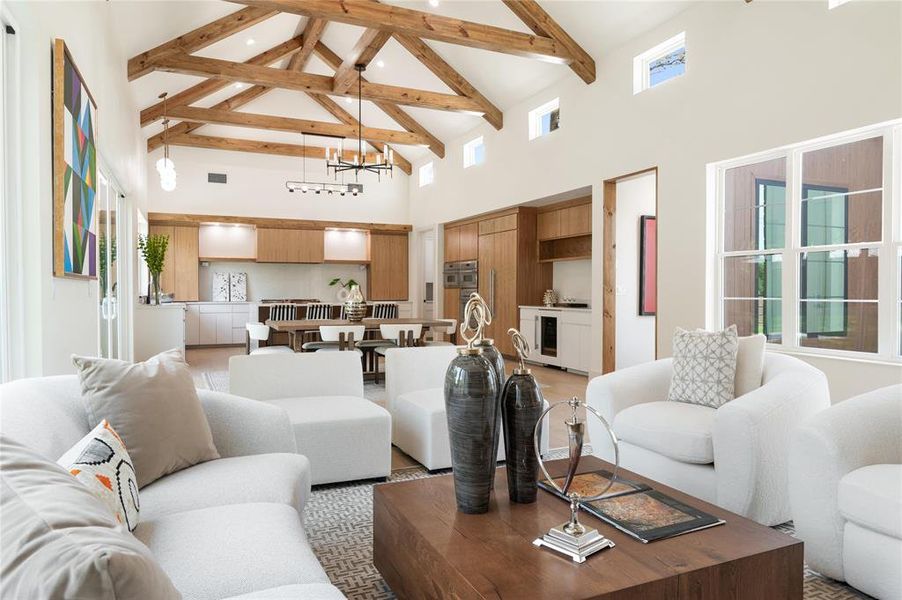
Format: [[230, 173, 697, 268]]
[[246, 38, 255, 46], [429, 0, 439, 6], [234, 82, 244, 89], [344, 97, 353, 104], [376, 60, 385, 68]]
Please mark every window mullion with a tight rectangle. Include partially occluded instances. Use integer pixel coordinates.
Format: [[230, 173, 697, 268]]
[[877, 129, 898, 357], [784, 151, 801, 352]]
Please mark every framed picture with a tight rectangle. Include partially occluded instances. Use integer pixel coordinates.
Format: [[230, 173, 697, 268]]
[[53, 39, 98, 279], [639, 215, 656, 316]]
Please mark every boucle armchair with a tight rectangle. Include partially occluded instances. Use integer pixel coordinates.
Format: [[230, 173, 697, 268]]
[[789, 384, 902, 600], [586, 353, 829, 526]]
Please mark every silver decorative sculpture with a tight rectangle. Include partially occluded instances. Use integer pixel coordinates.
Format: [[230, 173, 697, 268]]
[[532, 397, 620, 563]]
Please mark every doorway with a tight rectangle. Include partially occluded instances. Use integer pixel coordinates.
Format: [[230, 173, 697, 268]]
[[602, 168, 658, 373]]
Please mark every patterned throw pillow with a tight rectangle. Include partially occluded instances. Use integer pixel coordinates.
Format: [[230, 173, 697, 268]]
[[667, 325, 740, 409], [58, 420, 140, 531]]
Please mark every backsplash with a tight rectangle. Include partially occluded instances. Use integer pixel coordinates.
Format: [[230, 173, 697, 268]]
[[198, 262, 368, 302], [552, 259, 591, 303]]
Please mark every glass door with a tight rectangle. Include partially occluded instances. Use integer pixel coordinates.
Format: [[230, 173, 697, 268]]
[[97, 170, 123, 359]]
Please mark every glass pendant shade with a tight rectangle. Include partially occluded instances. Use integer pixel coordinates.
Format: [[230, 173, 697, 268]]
[[156, 157, 175, 175]]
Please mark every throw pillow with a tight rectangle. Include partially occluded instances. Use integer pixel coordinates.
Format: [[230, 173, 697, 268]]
[[72, 348, 219, 488], [735, 333, 766, 397], [1, 435, 180, 600], [668, 325, 739, 408], [58, 420, 140, 531]]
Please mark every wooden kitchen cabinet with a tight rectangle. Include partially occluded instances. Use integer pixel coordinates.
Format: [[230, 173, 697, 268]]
[[444, 226, 460, 262], [444, 223, 478, 262], [444, 286, 459, 321], [478, 213, 517, 236], [256, 228, 324, 263], [479, 229, 519, 356], [148, 224, 198, 300], [537, 210, 560, 241], [560, 203, 592, 237], [369, 232, 409, 300]]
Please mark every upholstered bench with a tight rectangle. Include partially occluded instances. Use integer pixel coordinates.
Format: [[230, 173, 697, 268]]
[[229, 352, 392, 485]]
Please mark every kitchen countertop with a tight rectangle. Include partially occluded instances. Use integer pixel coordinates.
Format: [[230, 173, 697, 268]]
[[519, 305, 591, 312]]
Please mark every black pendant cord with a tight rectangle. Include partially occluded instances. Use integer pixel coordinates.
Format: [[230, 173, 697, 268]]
[[357, 68, 363, 165]]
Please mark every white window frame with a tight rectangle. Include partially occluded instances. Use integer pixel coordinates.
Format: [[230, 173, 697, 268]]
[[419, 161, 434, 187], [712, 120, 902, 364], [463, 136, 484, 169], [528, 98, 559, 141], [633, 31, 686, 95], [828, 0, 853, 9]]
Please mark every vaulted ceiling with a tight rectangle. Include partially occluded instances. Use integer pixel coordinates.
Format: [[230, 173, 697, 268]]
[[114, 0, 693, 173]]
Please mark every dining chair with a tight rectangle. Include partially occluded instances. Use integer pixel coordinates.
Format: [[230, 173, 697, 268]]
[[304, 303, 333, 320], [316, 325, 366, 355], [373, 323, 423, 383], [267, 303, 297, 321], [424, 319, 457, 346], [371, 303, 399, 319], [246, 322, 293, 355]]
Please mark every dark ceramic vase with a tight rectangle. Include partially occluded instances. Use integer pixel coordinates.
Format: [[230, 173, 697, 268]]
[[474, 339, 506, 466], [444, 350, 500, 514], [500, 372, 544, 503]]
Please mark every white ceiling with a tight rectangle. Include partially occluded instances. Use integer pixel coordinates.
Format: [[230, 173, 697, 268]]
[[112, 0, 694, 163]]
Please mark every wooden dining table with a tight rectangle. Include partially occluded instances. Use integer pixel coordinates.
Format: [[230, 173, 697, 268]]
[[266, 317, 457, 352]]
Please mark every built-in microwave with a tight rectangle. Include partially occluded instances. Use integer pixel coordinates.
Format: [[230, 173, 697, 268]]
[[443, 262, 461, 288], [443, 261, 478, 289]]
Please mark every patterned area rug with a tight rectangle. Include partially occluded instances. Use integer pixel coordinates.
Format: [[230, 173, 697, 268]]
[[201, 371, 868, 599], [305, 469, 870, 600]]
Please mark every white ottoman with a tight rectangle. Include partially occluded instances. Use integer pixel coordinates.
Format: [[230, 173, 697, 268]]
[[265, 396, 392, 485]]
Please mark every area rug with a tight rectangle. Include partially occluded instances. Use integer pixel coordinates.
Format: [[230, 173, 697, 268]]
[[305, 469, 870, 600]]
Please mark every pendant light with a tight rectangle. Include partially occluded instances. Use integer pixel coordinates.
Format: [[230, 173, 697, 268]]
[[156, 92, 177, 192]]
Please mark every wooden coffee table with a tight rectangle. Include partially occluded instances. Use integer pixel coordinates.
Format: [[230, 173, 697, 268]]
[[373, 456, 802, 599]]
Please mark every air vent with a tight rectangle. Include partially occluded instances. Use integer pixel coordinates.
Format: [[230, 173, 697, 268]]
[[208, 172, 227, 184]]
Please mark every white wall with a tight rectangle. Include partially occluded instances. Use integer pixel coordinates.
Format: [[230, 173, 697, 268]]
[[197, 261, 367, 303], [407, 0, 902, 396], [7, 1, 146, 376], [614, 172, 656, 369], [552, 260, 591, 302], [147, 146, 409, 224]]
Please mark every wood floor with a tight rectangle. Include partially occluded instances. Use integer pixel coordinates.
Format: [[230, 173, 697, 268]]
[[186, 346, 590, 470]]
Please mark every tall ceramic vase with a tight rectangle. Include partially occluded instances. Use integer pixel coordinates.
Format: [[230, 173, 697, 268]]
[[474, 338, 506, 468], [444, 348, 499, 514], [343, 284, 366, 322], [501, 328, 544, 503]]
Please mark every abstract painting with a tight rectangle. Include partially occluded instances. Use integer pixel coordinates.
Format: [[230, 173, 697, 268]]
[[53, 39, 98, 278], [229, 272, 247, 302], [639, 215, 657, 316]]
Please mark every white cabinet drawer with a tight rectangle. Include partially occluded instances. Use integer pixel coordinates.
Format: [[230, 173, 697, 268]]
[[198, 304, 233, 314], [231, 303, 249, 313]]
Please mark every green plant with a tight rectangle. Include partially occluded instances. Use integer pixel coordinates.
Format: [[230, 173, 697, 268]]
[[328, 277, 359, 289], [138, 233, 169, 275], [99, 233, 117, 294]]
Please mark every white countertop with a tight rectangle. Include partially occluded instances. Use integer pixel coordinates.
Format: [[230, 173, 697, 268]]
[[185, 301, 250, 305], [519, 305, 591, 312]]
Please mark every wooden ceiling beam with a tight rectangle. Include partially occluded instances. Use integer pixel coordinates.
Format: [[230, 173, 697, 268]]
[[306, 94, 413, 174], [127, 6, 277, 80], [502, 0, 595, 84], [314, 41, 445, 158], [151, 53, 485, 114], [167, 133, 413, 175], [332, 29, 391, 94], [286, 18, 327, 71], [227, 0, 573, 64], [165, 105, 433, 146], [139, 35, 303, 127], [392, 34, 503, 130]]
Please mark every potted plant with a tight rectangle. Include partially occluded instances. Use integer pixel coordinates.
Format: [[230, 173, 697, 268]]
[[328, 277, 359, 302], [138, 233, 169, 305]]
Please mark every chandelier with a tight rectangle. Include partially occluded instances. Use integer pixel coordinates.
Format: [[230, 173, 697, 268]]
[[286, 134, 363, 196], [155, 92, 177, 192], [325, 64, 394, 180]]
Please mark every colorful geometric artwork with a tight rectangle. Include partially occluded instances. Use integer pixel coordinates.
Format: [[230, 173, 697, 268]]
[[53, 39, 98, 278]]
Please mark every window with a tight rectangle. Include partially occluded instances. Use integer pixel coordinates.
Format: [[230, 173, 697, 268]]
[[419, 161, 434, 187], [463, 136, 485, 168], [633, 32, 686, 94], [715, 122, 901, 360], [528, 98, 559, 140], [828, 0, 853, 8]]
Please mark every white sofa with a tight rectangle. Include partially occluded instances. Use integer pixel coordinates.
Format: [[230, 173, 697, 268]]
[[0, 375, 344, 600], [789, 384, 902, 600], [385, 346, 549, 470], [586, 353, 829, 525], [229, 352, 391, 485]]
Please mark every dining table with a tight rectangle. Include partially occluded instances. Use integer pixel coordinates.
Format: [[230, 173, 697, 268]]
[[266, 317, 457, 352]]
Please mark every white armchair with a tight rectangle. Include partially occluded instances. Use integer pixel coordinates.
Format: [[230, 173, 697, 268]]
[[789, 384, 902, 600], [586, 353, 829, 525]]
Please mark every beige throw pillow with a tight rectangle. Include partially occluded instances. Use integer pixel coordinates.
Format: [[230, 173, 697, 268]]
[[735, 334, 766, 397], [73, 349, 219, 488], [1, 435, 180, 600]]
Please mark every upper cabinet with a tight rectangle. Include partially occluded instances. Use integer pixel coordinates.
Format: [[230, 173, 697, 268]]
[[148, 224, 199, 301], [444, 223, 478, 262], [537, 199, 591, 240], [256, 228, 324, 263], [369, 233, 409, 300]]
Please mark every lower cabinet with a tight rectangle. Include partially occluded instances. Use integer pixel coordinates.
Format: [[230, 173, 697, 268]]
[[520, 307, 591, 373], [186, 303, 250, 346]]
